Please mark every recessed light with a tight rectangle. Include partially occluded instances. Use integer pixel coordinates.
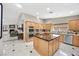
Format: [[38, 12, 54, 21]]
[[36, 12, 39, 15], [47, 8, 50, 11], [47, 8, 53, 14], [70, 11, 74, 14], [15, 4, 22, 9]]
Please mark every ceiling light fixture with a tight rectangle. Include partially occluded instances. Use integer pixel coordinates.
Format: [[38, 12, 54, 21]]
[[15, 4, 22, 9], [47, 8, 50, 11], [70, 11, 74, 14], [47, 8, 53, 14]]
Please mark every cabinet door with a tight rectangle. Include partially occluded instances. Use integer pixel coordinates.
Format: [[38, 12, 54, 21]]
[[43, 24, 46, 29], [49, 40, 55, 56], [38, 39, 49, 56], [59, 34, 64, 42], [33, 37, 39, 50], [27, 21, 31, 27], [55, 38, 59, 51], [34, 23, 37, 29], [73, 35, 79, 47], [39, 24, 43, 29], [76, 20, 79, 31], [69, 20, 76, 31], [46, 24, 52, 29]]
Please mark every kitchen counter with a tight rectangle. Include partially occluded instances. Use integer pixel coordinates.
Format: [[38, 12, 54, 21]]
[[33, 33, 60, 56], [34, 33, 60, 41]]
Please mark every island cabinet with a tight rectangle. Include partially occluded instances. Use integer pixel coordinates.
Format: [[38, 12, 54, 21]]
[[33, 37, 49, 56], [48, 37, 59, 55], [59, 34, 64, 42], [33, 34, 60, 56]]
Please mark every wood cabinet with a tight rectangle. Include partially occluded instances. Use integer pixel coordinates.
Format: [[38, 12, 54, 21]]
[[33, 37, 49, 56], [53, 23, 68, 32], [46, 24, 52, 30], [49, 40, 55, 55], [24, 21, 35, 42], [42, 24, 53, 30], [69, 19, 79, 32], [59, 34, 64, 42], [49, 37, 59, 55], [72, 35, 79, 47], [33, 36, 59, 56], [35, 23, 39, 29], [24, 21, 53, 42]]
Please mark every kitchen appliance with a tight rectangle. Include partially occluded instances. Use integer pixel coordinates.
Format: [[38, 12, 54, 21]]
[[29, 26, 35, 37], [64, 32, 73, 45]]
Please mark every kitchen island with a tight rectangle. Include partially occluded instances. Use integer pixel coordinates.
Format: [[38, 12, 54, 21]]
[[33, 33, 60, 56]]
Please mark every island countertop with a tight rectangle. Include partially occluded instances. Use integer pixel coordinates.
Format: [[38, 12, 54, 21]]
[[34, 33, 60, 41], [33, 33, 60, 56]]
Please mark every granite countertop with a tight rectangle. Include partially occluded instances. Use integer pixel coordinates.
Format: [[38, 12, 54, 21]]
[[34, 33, 60, 41]]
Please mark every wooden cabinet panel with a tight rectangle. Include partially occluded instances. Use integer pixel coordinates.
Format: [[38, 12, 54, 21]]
[[69, 20, 79, 31], [35, 23, 39, 29], [55, 38, 59, 51], [59, 34, 64, 42], [49, 37, 59, 56], [73, 35, 79, 47], [38, 39, 49, 56], [46, 24, 52, 29], [40, 24, 44, 29], [76, 20, 79, 30], [33, 36, 60, 56], [69, 20, 76, 30], [49, 40, 55, 55], [33, 37, 38, 50], [33, 37, 49, 56]]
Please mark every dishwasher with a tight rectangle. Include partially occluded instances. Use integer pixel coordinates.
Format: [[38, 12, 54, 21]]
[[64, 34, 72, 45]]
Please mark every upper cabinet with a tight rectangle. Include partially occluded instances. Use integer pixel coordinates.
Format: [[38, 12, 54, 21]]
[[24, 21, 53, 32], [69, 19, 79, 32], [35, 23, 39, 29], [42, 23, 53, 30], [46, 24, 53, 30], [53, 23, 68, 32]]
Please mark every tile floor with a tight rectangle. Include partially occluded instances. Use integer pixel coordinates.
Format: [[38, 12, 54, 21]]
[[0, 32, 79, 56]]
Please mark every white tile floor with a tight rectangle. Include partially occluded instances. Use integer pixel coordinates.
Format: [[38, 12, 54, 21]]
[[0, 32, 79, 56]]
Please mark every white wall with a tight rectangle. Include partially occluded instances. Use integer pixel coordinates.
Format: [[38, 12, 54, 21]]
[[18, 13, 43, 25], [3, 4, 19, 25], [42, 15, 79, 24], [3, 5, 42, 25]]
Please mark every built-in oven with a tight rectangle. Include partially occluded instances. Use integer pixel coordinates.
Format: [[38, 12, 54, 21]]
[[29, 26, 34, 38]]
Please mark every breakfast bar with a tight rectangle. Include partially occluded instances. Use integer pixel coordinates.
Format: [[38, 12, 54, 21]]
[[33, 34, 60, 56]]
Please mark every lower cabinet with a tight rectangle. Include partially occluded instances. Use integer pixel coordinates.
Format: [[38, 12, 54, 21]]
[[72, 35, 79, 47], [49, 40, 55, 55], [49, 37, 59, 55], [33, 37, 59, 56], [59, 34, 64, 42]]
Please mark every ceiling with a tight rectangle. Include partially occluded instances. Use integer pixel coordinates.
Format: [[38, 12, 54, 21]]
[[3, 3, 79, 20]]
